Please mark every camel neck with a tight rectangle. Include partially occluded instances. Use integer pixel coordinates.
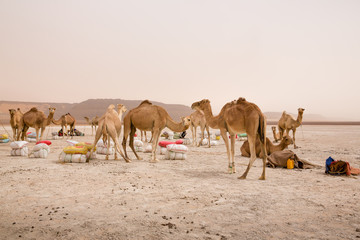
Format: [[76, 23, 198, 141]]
[[202, 104, 219, 129], [296, 113, 303, 125], [166, 116, 187, 132]]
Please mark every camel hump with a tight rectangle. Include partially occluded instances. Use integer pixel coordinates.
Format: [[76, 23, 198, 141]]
[[30, 107, 38, 112], [140, 100, 152, 106], [236, 97, 246, 103]]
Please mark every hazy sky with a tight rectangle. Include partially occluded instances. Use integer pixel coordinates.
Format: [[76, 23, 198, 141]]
[[1, 1, 359, 120]]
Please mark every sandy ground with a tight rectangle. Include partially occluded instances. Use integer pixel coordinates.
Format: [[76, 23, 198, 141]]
[[0, 124, 359, 240]]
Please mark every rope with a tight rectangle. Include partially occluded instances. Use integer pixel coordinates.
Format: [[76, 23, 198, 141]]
[[0, 119, 14, 141]]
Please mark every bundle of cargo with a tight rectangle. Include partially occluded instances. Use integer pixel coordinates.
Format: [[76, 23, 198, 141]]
[[201, 138, 219, 146], [59, 141, 96, 163], [10, 141, 29, 156], [158, 140, 184, 155], [0, 134, 10, 143], [29, 143, 50, 158], [165, 144, 188, 160], [27, 132, 39, 142], [96, 139, 114, 155], [51, 132, 60, 140], [134, 139, 144, 152]]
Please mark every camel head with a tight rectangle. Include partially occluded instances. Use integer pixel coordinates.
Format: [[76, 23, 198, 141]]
[[117, 104, 127, 113], [191, 99, 210, 111], [298, 108, 305, 114], [281, 135, 293, 146], [181, 116, 192, 128], [271, 126, 276, 131], [48, 107, 56, 115], [9, 109, 16, 116]]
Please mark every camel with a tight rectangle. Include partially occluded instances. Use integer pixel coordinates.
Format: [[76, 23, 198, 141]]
[[122, 100, 191, 163], [87, 104, 128, 162], [278, 108, 305, 149], [9, 108, 23, 140], [18, 107, 56, 142], [84, 116, 99, 135], [191, 98, 267, 180], [240, 135, 293, 158], [189, 110, 210, 147], [140, 130, 153, 143], [52, 113, 76, 138], [271, 126, 281, 143]]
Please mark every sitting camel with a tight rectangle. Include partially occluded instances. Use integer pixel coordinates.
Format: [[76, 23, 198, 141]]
[[278, 108, 305, 148], [52, 113, 76, 138], [87, 104, 128, 162], [240, 135, 293, 158], [122, 100, 191, 163], [190, 110, 210, 147], [9, 108, 23, 140], [84, 116, 99, 135], [18, 107, 56, 142], [191, 98, 267, 180], [271, 126, 281, 143]]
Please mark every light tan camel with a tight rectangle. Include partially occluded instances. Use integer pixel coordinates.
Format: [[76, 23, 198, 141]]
[[18, 107, 56, 142], [191, 98, 267, 180], [87, 104, 129, 162], [189, 110, 210, 147], [122, 100, 191, 163], [9, 108, 23, 140], [271, 126, 281, 143], [140, 130, 153, 143], [84, 116, 99, 135], [52, 113, 76, 138], [240, 135, 293, 158], [278, 108, 305, 149]]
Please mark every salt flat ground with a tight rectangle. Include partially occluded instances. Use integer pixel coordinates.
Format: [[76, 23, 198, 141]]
[[0, 125, 359, 240]]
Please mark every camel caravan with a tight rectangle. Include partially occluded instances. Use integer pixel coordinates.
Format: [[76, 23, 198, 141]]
[[6, 97, 335, 180]]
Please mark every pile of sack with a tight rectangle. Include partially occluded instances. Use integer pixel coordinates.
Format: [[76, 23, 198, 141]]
[[10, 141, 29, 156], [325, 157, 360, 176], [0, 134, 10, 143], [200, 138, 219, 146], [27, 132, 38, 142], [96, 139, 114, 155], [59, 140, 96, 163], [158, 140, 188, 160], [134, 140, 144, 152], [29, 141, 51, 158]]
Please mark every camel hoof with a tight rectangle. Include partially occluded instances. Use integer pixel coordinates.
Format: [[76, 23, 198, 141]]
[[259, 176, 266, 180], [150, 159, 160, 163], [238, 175, 246, 180], [125, 159, 131, 163]]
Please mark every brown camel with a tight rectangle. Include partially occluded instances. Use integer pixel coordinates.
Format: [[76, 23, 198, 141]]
[[191, 98, 267, 180], [52, 113, 76, 138], [278, 108, 305, 149], [18, 107, 56, 142], [84, 116, 99, 135], [9, 108, 23, 140], [189, 110, 210, 147], [271, 126, 281, 143], [122, 100, 191, 163], [87, 104, 128, 162], [240, 135, 293, 158]]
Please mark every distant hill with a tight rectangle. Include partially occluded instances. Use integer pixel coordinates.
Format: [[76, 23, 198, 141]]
[[0, 99, 193, 125]]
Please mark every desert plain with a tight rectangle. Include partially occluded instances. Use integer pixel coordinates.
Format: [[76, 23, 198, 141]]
[[0, 124, 359, 240]]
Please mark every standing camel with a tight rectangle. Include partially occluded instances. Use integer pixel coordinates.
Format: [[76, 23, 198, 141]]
[[189, 110, 210, 147], [122, 100, 191, 163], [18, 107, 56, 142], [271, 126, 281, 143], [9, 108, 23, 140], [87, 104, 128, 162], [191, 98, 267, 180], [84, 116, 99, 135], [278, 108, 305, 149], [52, 113, 76, 138]]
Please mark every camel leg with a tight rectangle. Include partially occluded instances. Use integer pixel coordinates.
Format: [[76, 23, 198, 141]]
[[199, 126, 205, 147], [292, 129, 298, 149], [190, 124, 196, 146], [38, 127, 44, 142], [220, 130, 232, 174], [20, 125, 29, 141], [12, 128, 16, 141], [107, 124, 128, 162], [150, 130, 161, 163], [258, 136, 267, 180], [238, 133, 257, 179], [230, 134, 236, 173], [129, 126, 142, 160], [86, 124, 103, 162], [206, 126, 211, 148]]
